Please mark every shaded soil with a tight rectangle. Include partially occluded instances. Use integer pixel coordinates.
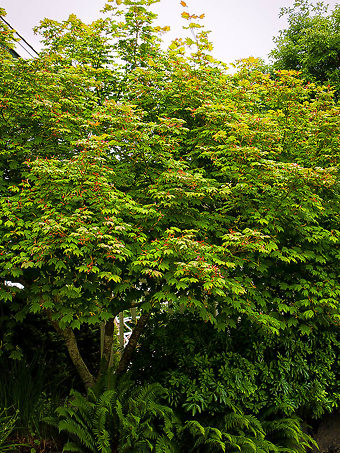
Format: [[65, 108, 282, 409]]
[[312, 413, 340, 453], [12, 436, 63, 453]]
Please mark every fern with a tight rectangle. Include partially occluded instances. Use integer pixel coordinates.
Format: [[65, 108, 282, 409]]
[[117, 382, 181, 453], [45, 388, 116, 453], [155, 434, 182, 453], [262, 415, 318, 453], [183, 409, 297, 453], [48, 376, 180, 453], [62, 442, 84, 452]]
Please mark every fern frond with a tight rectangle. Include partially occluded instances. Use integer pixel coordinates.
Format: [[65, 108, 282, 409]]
[[184, 419, 206, 437], [224, 411, 251, 431], [58, 405, 93, 434], [62, 441, 85, 452], [237, 437, 258, 453], [155, 435, 181, 453], [58, 419, 96, 451]]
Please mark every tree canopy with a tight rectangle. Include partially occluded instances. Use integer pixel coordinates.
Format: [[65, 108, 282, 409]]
[[0, 0, 339, 390]]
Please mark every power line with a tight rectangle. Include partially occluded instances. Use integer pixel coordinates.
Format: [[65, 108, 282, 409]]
[[0, 15, 39, 57], [15, 38, 37, 59]]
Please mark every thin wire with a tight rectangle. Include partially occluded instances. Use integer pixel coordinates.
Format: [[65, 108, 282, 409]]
[[15, 39, 36, 59], [0, 15, 39, 56]]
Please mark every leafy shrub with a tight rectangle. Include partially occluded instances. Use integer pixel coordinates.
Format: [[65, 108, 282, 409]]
[[132, 313, 340, 419]]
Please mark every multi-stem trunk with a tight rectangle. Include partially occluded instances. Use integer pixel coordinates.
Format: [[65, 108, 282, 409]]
[[49, 310, 150, 390]]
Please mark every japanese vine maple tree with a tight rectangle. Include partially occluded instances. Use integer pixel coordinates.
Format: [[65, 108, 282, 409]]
[[0, 0, 339, 388]]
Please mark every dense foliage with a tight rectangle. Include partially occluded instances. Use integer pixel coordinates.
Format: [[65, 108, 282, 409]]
[[133, 313, 340, 418], [49, 374, 316, 453], [270, 0, 340, 94], [0, 0, 339, 451]]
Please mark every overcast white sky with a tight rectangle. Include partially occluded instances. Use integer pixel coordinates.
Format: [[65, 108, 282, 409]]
[[1, 0, 339, 63]]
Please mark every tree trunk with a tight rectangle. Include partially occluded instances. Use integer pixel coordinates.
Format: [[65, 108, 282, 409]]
[[102, 318, 116, 364], [98, 318, 120, 377], [116, 311, 151, 375], [109, 318, 120, 368], [49, 318, 95, 390]]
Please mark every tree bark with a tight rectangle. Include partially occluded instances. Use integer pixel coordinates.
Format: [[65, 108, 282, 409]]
[[116, 311, 151, 375], [102, 318, 116, 364], [109, 319, 120, 368], [98, 318, 120, 378], [49, 318, 95, 390]]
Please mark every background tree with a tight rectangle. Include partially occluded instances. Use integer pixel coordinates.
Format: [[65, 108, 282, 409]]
[[270, 0, 340, 95]]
